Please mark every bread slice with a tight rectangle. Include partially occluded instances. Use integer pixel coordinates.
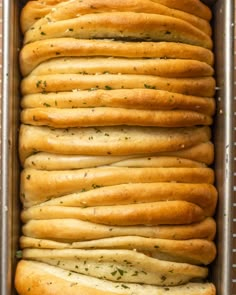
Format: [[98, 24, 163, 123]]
[[23, 12, 212, 49], [21, 74, 215, 97], [21, 181, 217, 217], [19, 125, 211, 163], [30, 57, 214, 78], [21, 0, 211, 34], [23, 154, 207, 170], [21, 108, 212, 128], [20, 39, 214, 76], [22, 141, 214, 170], [20, 167, 214, 205], [22, 217, 216, 241], [15, 260, 216, 295], [21, 200, 205, 225], [25, 0, 211, 36], [20, 235, 216, 265], [21, 248, 208, 285]]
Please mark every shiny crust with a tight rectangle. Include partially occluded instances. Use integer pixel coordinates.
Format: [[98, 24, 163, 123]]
[[20, 39, 214, 76], [24, 0, 211, 36], [21, 0, 211, 34], [23, 12, 212, 49], [151, 0, 212, 20]]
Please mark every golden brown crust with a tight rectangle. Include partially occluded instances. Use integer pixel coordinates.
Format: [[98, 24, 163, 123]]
[[20, 167, 214, 205], [21, 0, 211, 35], [20, 39, 214, 76], [21, 89, 215, 116], [19, 125, 211, 163], [22, 141, 214, 169], [152, 0, 212, 20], [25, 0, 211, 36], [22, 217, 216, 241], [21, 74, 215, 97], [23, 12, 212, 49], [21, 182, 217, 217], [21, 108, 212, 128], [30, 57, 214, 78], [21, 201, 205, 225]]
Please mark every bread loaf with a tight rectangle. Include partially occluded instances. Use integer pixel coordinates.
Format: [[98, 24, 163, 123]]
[[16, 0, 217, 294]]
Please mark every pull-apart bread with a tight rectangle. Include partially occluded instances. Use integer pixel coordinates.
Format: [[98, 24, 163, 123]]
[[16, 0, 217, 294]]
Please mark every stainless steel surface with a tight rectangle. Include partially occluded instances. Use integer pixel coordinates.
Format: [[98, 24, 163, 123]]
[[1, 1, 21, 294], [1, 0, 235, 294], [211, 1, 235, 295]]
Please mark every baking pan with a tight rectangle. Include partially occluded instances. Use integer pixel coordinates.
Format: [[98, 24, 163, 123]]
[[1, 0, 235, 294]]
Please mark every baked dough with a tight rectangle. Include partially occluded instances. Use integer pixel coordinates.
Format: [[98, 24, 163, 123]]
[[20, 235, 216, 265], [21, 74, 215, 97], [22, 217, 216, 242], [20, 0, 211, 34], [20, 167, 214, 205], [21, 200, 205, 225], [21, 182, 217, 216], [29, 57, 214, 78], [21, 248, 208, 285], [20, 39, 214, 76], [22, 0, 211, 35], [23, 12, 212, 49], [21, 108, 212, 128], [24, 0, 211, 36], [19, 125, 211, 163], [15, 260, 216, 295], [22, 141, 214, 169]]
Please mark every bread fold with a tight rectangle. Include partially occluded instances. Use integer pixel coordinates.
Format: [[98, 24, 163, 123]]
[[22, 217, 216, 241], [19, 125, 211, 163], [23, 12, 212, 49], [21, 182, 217, 216], [21, 248, 208, 285], [23, 141, 214, 170], [20, 39, 214, 76], [30, 57, 214, 78], [20, 167, 214, 205], [21, 89, 216, 116], [21, 201, 205, 225], [15, 260, 216, 295], [21, 0, 211, 34], [26, 0, 211, 36], [20, 236, 216, 265], [21, 108, 212, 128]]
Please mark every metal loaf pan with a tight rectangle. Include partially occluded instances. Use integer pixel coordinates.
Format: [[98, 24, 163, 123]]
[[1, 0, 235, 294]]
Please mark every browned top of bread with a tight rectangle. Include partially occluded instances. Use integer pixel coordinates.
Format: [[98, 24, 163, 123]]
[[20, 39, 214, 76], [23, 12, 213, 49], [21, 0, 211, 34]]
